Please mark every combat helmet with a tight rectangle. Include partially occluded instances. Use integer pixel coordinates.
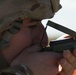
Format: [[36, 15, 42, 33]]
[[0, 0, 62, 32]]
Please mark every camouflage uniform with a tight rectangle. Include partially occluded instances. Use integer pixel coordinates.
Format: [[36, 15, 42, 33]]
[[0, 0, 61, 75], [0, 64, 34, 75], [0, 0, 61, 32]]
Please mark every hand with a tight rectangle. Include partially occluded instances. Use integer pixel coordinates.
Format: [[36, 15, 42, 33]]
[[11, 44, 61, 75], [58, 50, 76, 75], [10, 19, 45, 50], [1, 19, 48, 64], [1, 19, 34, 63], [31, 21, 48, 46], [57, 35, 76, 75], [23, 18, 48, 47], [10, 19, 35, 49]]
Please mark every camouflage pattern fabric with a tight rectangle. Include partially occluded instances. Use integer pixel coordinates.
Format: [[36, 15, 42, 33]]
[[0, 0, 62, 32], [0, 64, 34, 75], [0, 20, 22, 71], [0, 0, 62, 49], [0, 20, 22, 49]]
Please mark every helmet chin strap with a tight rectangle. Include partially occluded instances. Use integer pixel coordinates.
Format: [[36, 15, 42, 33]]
[[40, 24, 48, 47]]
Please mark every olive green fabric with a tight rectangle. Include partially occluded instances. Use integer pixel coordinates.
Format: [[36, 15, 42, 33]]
[[0, 0, 62, 32]]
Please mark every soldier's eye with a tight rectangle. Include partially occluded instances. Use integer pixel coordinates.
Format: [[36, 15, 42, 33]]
[[30, 3, 40, 11]]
